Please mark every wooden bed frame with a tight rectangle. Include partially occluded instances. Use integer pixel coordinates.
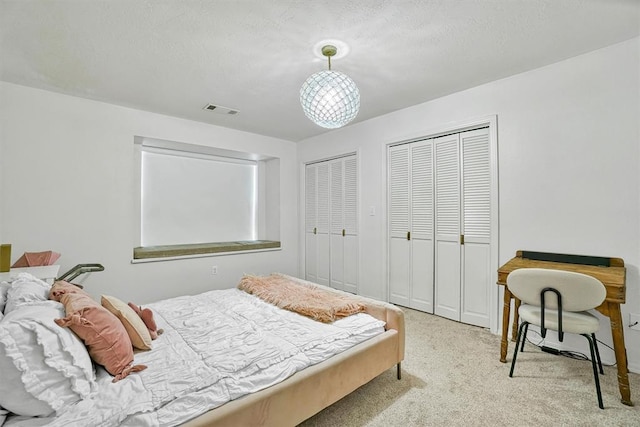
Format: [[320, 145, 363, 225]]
[[183, 276, 405, 427]]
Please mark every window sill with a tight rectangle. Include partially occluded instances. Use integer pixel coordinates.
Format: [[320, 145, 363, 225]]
[[133, 240, 281, 261]]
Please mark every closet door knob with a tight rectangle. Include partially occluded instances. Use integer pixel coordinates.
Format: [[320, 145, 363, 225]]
[[407, 231, 411, 241]]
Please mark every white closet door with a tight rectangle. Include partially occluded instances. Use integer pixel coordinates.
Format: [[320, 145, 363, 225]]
[[316, 162, 330, 287], [343, 156, 358, 294], [434, 134, 461, 321], [305, 155, 358, 293], [388, 145, 411, 307], [330, 160, 344, 290], [410, 141, 434, 312], [305, 165, 318, 283], [460, 128, 491, 327], [387, 126, 494, 326]]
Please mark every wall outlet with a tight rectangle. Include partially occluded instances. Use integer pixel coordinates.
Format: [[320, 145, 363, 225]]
[[211, 266, 218, 275], [630, 313, 640, 331]]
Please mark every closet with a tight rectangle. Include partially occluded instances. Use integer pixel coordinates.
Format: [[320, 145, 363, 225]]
[[388, 128, 493, 328], [305, 155, 358, 293]]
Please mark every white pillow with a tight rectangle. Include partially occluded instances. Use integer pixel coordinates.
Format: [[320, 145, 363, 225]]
[[0, 301, 96, 416], [3, 273, 51, 314]]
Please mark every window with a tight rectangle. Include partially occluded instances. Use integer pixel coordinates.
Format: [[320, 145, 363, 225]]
[[133, 137, 280, 260]]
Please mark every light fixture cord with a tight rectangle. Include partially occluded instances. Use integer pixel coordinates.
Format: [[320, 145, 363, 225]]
[[328, 55, 332, 71]]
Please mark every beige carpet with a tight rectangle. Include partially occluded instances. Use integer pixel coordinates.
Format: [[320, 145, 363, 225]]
[[299, 308, 640, 427]]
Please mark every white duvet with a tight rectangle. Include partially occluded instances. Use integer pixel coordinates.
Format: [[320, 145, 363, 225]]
[[6, 288, 385, 427]]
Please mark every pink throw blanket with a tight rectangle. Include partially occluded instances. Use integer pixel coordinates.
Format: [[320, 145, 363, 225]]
[[238, 274, 365, 323]]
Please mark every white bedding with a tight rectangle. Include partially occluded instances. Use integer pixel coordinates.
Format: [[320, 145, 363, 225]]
[[6, 288, 385, 427]]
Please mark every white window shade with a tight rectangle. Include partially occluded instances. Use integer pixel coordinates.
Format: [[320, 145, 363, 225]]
[[141, 148, 257, 247]]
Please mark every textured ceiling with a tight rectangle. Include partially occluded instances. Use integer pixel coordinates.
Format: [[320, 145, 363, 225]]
[[1, 0, 639, 142]]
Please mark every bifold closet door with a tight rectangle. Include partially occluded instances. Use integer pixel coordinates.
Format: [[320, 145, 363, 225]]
[[316, 162, 331, 287], [389, 127, 492, 327], [409, 141, 434, 312], [330, 160, 344, 290], [388, 145, 411, 307], [342, 156, 358, 294], [330, 157, 359, 293], [305, 165, 318, 283], [388, 141, 434, 312], [305, 162, 330, 287], [306, 155, 358, 293], [434, 134, 462, 321], [329, 156, 357, 293], [433, 128, 491, 327], [460, 128, 491, 327]]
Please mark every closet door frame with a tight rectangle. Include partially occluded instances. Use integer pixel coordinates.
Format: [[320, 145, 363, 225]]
[[385, 115, 499, 334]]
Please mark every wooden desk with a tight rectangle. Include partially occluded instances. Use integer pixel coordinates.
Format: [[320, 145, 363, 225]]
[[497, 250, 632, 406]]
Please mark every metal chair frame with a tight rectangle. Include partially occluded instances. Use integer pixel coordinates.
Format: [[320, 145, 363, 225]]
[[509, 286, 605, 409]]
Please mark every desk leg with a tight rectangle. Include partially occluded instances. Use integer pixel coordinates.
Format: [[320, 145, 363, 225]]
[[608, 302, 633, 406], [500, 287, 512, 363]]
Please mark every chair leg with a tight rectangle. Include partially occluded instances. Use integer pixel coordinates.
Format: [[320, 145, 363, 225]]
[[591, 333, 604, 375], [520, 322, 529, 352], [509, 321, 528, 377], [583, 334, 604, 409]]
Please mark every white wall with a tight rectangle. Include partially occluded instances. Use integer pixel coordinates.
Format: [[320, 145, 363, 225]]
[[297, 38, 640, 371], [0, 82, 299, 304], [1, 37, 638, 372]]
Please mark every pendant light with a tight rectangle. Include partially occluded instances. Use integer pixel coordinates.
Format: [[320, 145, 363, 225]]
[[300, 45, 360, 129]]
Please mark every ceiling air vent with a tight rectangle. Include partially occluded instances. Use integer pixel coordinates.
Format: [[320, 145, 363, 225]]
[[203, 104, 239, 115]]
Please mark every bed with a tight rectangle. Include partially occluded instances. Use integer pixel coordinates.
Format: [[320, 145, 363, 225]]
[[0, 272, 404, 426]]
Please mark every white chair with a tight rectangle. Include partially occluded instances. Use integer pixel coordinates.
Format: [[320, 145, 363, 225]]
[[507, 268, 606, 409]]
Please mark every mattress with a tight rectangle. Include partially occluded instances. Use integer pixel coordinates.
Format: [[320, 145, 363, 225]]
[[5, 288, 385, 427]]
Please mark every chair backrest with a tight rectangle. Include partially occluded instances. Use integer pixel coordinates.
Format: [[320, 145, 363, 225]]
[[507, 268, 606, 311]]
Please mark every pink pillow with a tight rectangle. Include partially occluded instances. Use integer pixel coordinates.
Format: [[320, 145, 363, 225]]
[[49, 281, 146, 382], [101, 295, 152, 350]]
